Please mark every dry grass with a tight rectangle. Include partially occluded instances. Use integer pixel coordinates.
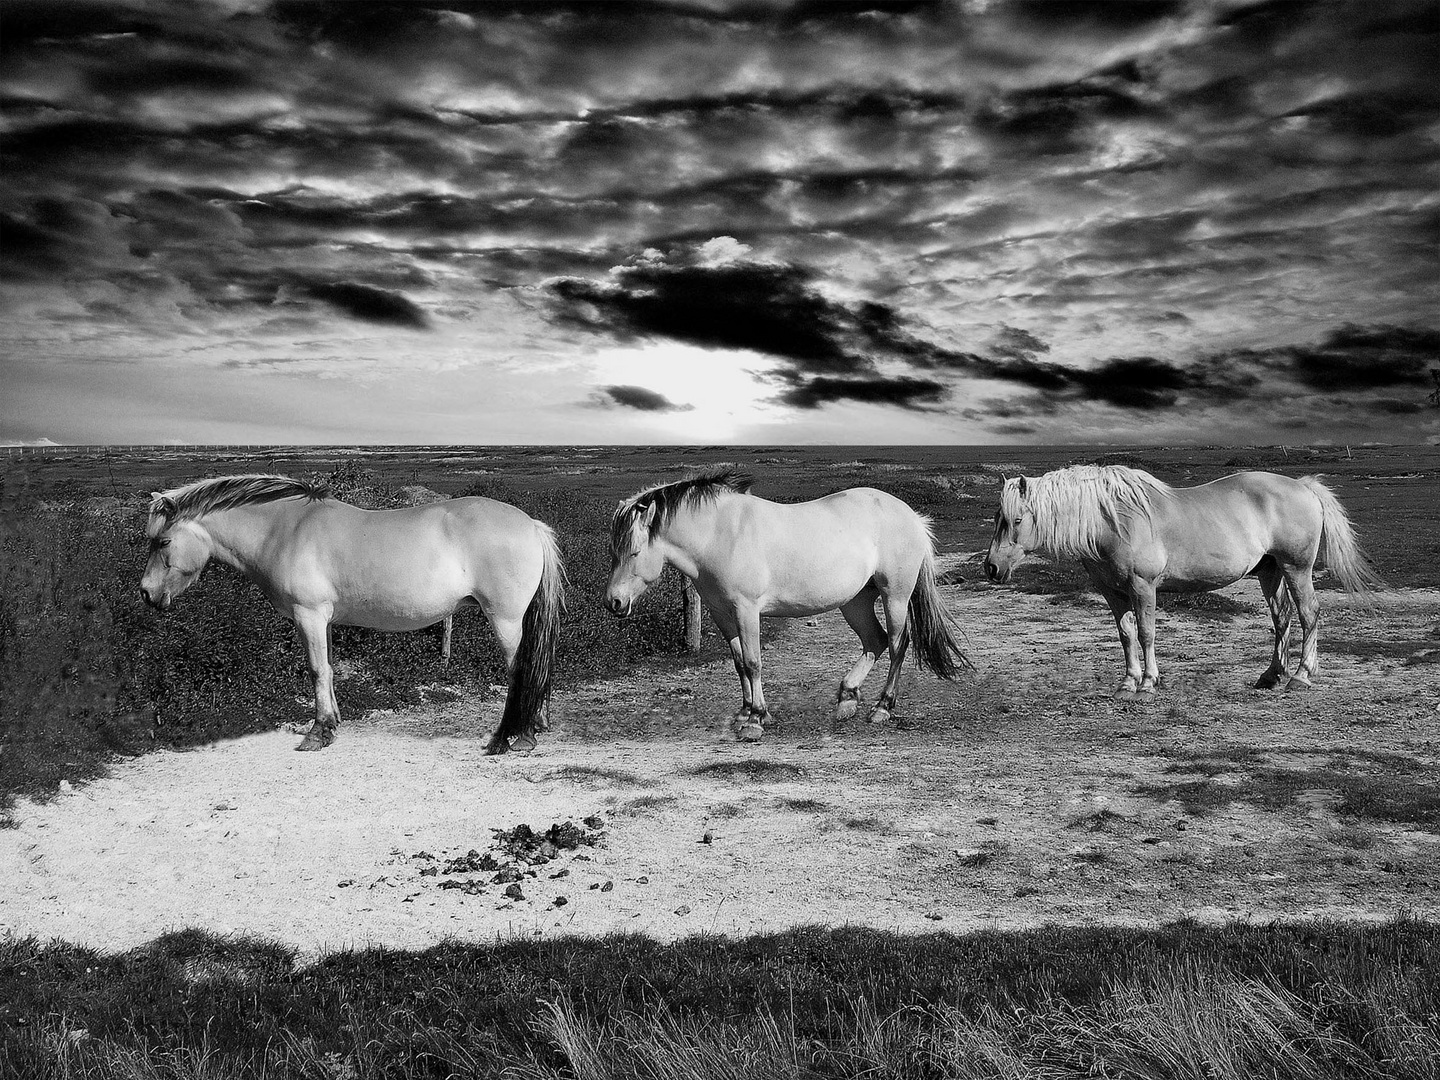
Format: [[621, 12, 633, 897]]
[[6, 920, 1438, 1079]]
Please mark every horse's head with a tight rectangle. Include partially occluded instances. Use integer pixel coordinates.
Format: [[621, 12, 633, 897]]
[[985, 476, 1037, 584], [139, 494, 213, 610], [605, 497, 665, 617]]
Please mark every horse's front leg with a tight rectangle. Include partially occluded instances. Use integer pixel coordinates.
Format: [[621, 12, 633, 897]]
[[706, 606, 753, 729], [1100, 586, 1142, 695], [1129, 579, 1160, 693], [293, 607, 339, 751], [735, 608, 767, 742]]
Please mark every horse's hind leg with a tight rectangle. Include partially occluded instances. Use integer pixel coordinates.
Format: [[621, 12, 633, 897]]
[[1100, 586, 1142, 695], [1254, 559, 1292, 690], [870, 591, 913, 725], [1282, 566, 1320, 690], [294, 608, 339, 751], [837, 589, 886, 721], [483, 613, 532, 753]]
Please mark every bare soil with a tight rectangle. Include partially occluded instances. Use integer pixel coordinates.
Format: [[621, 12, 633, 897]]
[[3, 571, 1437, 956]]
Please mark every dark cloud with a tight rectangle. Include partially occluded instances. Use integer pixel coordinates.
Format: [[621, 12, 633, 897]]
[[1009, 0, 1185, 31], [779, 374, 948, 410], [546, 250, 1438, 419], [598, 385, 694, 412], [548, 261, 878, 376], [299, 282, 429, 329], [1283, 323, 1440, 391]]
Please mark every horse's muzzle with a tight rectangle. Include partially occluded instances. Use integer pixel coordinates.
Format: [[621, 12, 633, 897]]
[[606, 596, 631, 617], [983, 561, 1006, 584], [140, 587, 167, 611]]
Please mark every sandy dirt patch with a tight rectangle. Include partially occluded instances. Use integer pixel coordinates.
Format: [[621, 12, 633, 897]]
[[2, 579, 1437, 956]]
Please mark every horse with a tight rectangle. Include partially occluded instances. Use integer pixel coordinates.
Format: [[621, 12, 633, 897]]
[[983, 465, 1379, 694], [605, 468, 970, 741], [139, 474, 564, 754]]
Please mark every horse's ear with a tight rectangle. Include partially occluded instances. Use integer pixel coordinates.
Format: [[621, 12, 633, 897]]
[[640, 500, 659, 527], [152, 495, 176, 520]]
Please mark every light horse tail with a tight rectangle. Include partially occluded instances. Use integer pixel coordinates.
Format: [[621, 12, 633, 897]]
[[905, 526, 973, 680], [1299, 476, 1382, 593], [488, 522, 566, 755]]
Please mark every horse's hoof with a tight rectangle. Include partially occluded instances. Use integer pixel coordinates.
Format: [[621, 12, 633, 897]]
[[510, 732, 538, 752], [1138, 684, 1157, 695], [868, 706, 891, 726], [1285, 677, 1313, 693], [737, 722, 764, 742], [294, 731, 333, 752], [836, 698, 859, 722], [1254, 674, 1281, 691]]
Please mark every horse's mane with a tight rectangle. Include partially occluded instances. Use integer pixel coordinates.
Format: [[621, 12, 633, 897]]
[[610, 467, 753, 556], [1005, 465, 1171, 559], [150, 474, 328, 524]]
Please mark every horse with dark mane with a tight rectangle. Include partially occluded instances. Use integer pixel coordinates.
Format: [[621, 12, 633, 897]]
[[606, 468, 970, 741], [139, 474, 564, 754], [984, 465, 1379, 694]]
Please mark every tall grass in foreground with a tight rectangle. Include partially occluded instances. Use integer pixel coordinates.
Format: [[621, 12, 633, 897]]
[[4, 921, 1437, 1079]]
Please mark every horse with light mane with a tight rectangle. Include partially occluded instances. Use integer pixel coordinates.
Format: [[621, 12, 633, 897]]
[[605, 468, 970, 741], [139, 474, 564, 754], [984, 465, 1379, 694]]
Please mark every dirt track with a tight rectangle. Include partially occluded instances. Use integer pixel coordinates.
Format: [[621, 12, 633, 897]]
[[2, 577, 1437, 956]]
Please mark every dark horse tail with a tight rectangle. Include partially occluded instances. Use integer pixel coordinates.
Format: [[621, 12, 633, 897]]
[[906, 534, 972, 680], [487, 522, 566, 755]]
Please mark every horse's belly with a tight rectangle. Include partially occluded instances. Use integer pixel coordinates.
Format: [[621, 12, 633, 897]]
[[759, 569, 875, 618], [329, 579, 468, 629]]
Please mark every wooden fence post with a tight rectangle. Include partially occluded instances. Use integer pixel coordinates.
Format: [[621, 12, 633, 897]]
[[682, 578, 703, 654]]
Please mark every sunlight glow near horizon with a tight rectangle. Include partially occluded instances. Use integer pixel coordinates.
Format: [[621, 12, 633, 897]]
[[590, 342, 786, 441]]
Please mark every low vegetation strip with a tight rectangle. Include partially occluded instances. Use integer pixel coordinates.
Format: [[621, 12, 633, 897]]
[[2, 919, 1435, 1078]]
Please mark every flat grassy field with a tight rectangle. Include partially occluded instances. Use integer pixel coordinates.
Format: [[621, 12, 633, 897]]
[[2, 443, 1437, 1077]]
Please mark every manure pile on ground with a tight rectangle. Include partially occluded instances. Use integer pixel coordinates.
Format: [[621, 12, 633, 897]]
[[408, 817, 608, 907]]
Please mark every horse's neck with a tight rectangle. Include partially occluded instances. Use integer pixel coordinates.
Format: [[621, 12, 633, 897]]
[[195, 501, 302, 572], [655, 500, 726, 579], [1032, 478, 1110, 559]]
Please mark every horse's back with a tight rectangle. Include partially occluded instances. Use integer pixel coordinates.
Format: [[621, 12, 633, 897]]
[[1147, 471, 1326, 580], [288, 497, 547, 622], [1167, 471, 1323, 525], [710, 488, 932, 613], [751, 487, 929, 546]]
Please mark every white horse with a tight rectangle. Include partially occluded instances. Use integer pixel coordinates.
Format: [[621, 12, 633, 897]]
[[140, 474, 564, 754], [984, 465, 1379, 694], [605, 469, 970, 741]]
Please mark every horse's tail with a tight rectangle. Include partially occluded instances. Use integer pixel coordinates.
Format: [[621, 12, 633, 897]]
[[906, 531, 973, 680], [489, 521, 566, 754], [1300, 476, 1382, 594]]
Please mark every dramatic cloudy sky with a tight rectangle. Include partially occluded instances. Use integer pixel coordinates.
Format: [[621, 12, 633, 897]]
[[3, 0, 1438, 445]]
